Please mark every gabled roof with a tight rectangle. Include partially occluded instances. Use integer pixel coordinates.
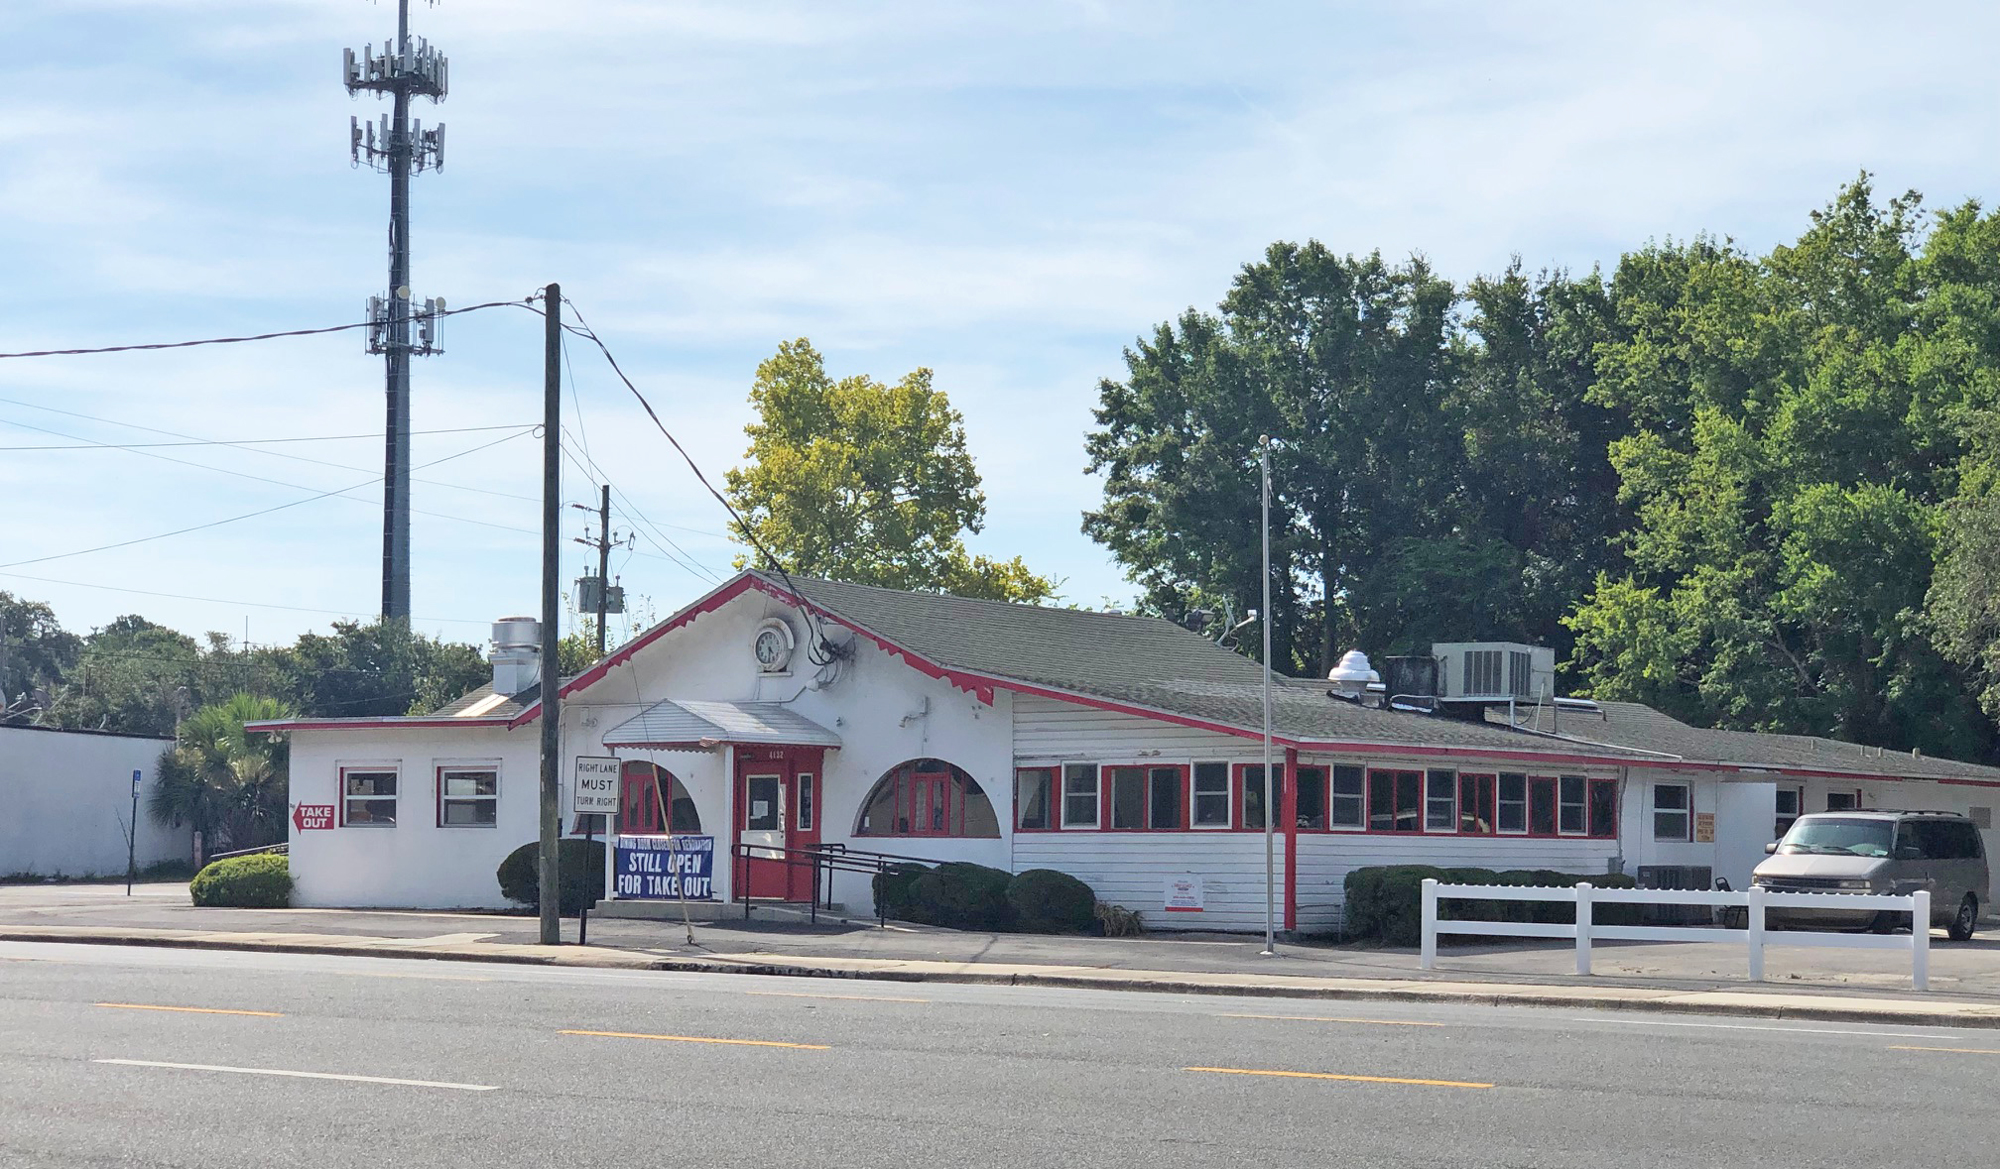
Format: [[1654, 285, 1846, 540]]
[[253, 568, 2000, 783]]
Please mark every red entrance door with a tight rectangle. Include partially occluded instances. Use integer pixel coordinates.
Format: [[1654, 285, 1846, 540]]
[[735, 747, 823, 901]]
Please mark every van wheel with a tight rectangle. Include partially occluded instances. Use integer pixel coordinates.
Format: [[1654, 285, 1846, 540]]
[[1948, 895, 1978, 942], [1869, 911, 1901, 934]]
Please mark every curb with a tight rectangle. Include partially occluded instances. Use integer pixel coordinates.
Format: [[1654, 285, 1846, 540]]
[[6, 929, 1998, 1030]]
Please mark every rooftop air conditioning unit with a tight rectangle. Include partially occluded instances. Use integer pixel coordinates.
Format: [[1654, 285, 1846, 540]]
[[1431, 641, 1556, 700]]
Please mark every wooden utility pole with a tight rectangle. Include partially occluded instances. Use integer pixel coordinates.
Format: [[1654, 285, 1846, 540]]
[[593, 485, 612, 656], [538, 283, 563, 946]]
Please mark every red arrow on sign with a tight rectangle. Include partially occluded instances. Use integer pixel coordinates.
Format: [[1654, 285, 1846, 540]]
[[292, 804, 336, 831]]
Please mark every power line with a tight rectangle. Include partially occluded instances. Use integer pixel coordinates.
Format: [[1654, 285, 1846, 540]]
[[0, 415, 540, 538], [0, 297, 535, 361], [0, 396, 542, 505], [0, 422, 528, 452], [0, 427, 535, 571], [557, 434, 725, 585], [0, 569, 491, 626], [554, 442, 721, 585], [556, 296, 841, 663]]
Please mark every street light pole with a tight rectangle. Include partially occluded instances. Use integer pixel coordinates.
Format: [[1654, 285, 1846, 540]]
[[1259, 436, 1276, 957]]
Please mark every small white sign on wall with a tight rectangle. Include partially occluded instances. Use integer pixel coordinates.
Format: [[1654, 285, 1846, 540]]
[[1164, 873, 1204, 913]]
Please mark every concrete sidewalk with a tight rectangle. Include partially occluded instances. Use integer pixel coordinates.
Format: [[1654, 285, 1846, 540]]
[[6, 921, 1999, 1029], [4, 883, 2000, 1028]]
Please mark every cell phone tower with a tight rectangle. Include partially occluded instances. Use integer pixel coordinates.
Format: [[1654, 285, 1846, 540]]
[[345, 0, 448, 621]]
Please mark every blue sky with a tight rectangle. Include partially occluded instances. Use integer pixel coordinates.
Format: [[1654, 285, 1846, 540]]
[[4, 1, 1998, 650]]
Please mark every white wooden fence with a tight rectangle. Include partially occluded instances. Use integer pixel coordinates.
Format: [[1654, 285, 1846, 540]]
[[1419, 878, 1933, 991]]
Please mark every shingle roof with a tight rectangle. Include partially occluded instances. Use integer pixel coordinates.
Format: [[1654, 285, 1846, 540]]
[[1490, 700, 2000, 783], [430, 682, 536, 719], [603, 699, 842, 749], [765, 573, 1654, 759]]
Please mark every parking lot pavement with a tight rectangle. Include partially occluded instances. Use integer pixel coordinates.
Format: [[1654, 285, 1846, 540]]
[[3, 881, 1997, 1000]]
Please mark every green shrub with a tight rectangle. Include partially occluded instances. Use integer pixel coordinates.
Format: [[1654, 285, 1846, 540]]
[[189, 853, 291, 908], [1344, 865, 1637, 944], [496, 837, 606, 916], [872, 862, 930, 921], [905, 862, 1015, 931], [1006, 869, 1097, 933]]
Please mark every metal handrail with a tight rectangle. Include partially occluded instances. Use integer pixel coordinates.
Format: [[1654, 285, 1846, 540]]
[[206, 843, 289, 862], [727, 841, 947, 926]]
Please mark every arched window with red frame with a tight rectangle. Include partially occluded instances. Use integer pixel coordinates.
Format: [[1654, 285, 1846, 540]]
[[617, 760, 702, 835], [855, 759, 1000, 838]]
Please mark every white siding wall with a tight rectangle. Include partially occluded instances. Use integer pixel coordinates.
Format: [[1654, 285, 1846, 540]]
[[1294, 834, 1621, 934], [0, 727, 184, 877], [1012, 692, 1250, 762], [1013, 832, 1283, 933]]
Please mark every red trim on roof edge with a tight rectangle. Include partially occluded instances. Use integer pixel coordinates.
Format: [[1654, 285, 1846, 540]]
[[245, 717, 513, 733]]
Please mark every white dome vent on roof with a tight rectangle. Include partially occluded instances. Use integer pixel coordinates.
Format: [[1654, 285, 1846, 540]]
[[1327, 649, 1380, 698]]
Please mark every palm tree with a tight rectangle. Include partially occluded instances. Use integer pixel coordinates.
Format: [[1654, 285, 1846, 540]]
[[150, 693, 294, 852]]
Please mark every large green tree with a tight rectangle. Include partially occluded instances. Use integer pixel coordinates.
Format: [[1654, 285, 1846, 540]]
[[1569, 177, 1999, 758], [1085, 244, 1624, 673], [0, 592, 79, 721], [279, 619, 490, 717], [725, 338, 1055, 603]]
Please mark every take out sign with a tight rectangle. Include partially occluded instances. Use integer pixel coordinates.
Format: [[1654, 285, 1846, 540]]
[[292, 804, 335, 831]]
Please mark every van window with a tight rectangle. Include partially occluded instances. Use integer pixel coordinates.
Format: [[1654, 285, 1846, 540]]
[[1780, 817, 1891, 858], [1912, 820, 1984, 861]]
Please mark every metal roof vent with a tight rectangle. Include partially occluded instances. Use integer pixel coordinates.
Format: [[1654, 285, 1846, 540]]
[[489, 616, 541, 696], [1327, 649, 1380, 700]]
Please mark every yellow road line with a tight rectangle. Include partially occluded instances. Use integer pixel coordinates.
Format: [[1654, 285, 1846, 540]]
[[1220, 1013, 1443, 1028], [96, 1003, 282, 1018], [1186, 1066, 1493, 1089], [559, 1029, 829, 1050], [745, 991, 929, 1004], [1890, 1045, 2000, 1055]]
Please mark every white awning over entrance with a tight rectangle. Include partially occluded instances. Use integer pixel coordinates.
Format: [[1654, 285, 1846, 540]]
[[601, 700, 842, 751]]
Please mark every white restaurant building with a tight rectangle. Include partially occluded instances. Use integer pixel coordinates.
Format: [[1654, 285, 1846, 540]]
[[254, 570, 2000, 932]]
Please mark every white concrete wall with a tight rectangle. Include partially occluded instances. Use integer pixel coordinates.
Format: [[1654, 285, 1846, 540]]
[[286, 724, 539, 908], [0, 726, 184, 877]]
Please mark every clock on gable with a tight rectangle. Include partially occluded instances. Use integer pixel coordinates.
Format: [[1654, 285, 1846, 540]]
[[752, 617, 796, 673]]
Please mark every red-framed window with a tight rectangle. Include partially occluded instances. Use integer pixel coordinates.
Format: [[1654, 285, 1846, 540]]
[[857, 760, 1000, 838], [618, 761, 702, 835], [1104, 764, 1186, 830], [1586, 777, 1617, 839], [1529, 776, 1559, 835], [1295, 765, 1329, 830], [1015, 767, 1055, 831], [1237, 763, 1286, 831], [1366, 769, 1423, 833], [1191, 761, 1232, 828], [1458, 773, 1497, 834]]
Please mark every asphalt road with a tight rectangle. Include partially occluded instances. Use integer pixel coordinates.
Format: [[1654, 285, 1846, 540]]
[[0, 941, 1988, 1168]]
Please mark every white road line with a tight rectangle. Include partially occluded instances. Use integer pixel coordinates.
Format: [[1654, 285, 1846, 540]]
[[1551, 1017, 1967, 1040], [93, 1059, 498, 1091]]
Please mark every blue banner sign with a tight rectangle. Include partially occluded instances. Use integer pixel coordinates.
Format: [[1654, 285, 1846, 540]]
[[613, 834, 715, 901]]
